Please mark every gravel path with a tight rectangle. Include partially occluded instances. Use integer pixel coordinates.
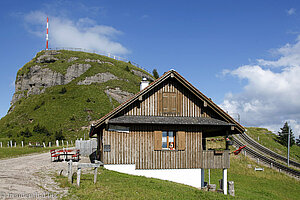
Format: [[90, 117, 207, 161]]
[[0, 152, 69, 199]]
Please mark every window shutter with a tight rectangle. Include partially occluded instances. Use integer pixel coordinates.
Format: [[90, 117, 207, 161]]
[[162, 93, 169, 113], [177, 131, 186, 150], [154, 131, 162, 150]]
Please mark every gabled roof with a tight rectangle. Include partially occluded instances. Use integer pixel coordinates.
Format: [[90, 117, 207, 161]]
[[90, 70, 244, 137]]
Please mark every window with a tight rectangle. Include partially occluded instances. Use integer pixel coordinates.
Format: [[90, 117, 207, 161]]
[[162, 131, 175, 150], [108, 125, 129, 133], [154, 130, 185, 151]]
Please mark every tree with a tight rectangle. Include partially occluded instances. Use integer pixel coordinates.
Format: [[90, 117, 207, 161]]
[[33, 124, 51, 137], [296, 136, 300, 146], [54, 130, 65, 140], [152, 69, 159, 79], [20, 128, 32, 138], [277, 122, 295, 147]]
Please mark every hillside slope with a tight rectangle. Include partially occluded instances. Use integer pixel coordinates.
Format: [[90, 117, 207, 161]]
[[245, 127, 300, 163], [0, 50, 154, 143]]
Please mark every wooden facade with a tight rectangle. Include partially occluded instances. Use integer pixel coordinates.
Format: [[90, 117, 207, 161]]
[[90, 70, 244, 170]]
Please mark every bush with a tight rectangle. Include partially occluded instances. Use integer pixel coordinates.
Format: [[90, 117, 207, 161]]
[[59, 87, 67, 94], [152, 69, 159, 79], [20, 128, 32, 138]]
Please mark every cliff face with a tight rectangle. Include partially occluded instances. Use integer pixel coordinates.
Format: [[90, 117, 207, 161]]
[[11, 50, 153, 107]]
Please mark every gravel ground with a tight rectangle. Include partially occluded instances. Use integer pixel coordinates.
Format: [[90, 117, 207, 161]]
[[0, 152, 71, 200]]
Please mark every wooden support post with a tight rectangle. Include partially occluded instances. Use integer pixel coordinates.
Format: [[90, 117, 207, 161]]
[[77, 168, 82, 186], [223, 168, 228, 195], [68, 160, 73, 183], [200, 168, 205, 188], [94, 167, 98, 184], [208, 169, 211, 185]]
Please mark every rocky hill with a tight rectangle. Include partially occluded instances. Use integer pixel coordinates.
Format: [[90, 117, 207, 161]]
[[0, 50, 154, 143]]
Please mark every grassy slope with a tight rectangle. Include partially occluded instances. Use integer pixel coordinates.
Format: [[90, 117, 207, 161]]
[[0, 146, 61, 160], [56, 151, 299, 200], [245, 127, 300, 163], [0, 50, 153, 143]]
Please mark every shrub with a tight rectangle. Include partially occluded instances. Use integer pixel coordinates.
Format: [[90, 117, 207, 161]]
[[59, 87, 67, 94]]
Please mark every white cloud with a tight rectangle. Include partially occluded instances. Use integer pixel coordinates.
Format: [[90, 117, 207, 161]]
[[221, 37, 300, 138], [24, 11, 129, 55], [287, 8, 296, 16]]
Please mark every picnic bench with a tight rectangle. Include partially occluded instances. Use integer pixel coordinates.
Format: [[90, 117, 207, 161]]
[[50, 149, 80, 162]]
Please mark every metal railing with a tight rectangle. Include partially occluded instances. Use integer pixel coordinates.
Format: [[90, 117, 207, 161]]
[[47, 47, 152, 75]]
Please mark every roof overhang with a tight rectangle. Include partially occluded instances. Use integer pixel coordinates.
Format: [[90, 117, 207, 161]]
[[109, 115, 235, 126]]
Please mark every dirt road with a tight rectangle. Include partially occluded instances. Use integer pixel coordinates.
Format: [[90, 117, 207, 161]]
[[0, 152, 69, 199]]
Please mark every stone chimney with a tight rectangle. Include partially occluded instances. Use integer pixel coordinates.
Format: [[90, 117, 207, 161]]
[[140, 77, 149, 91]]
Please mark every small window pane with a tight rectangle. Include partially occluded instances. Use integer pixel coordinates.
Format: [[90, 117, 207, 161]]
[[162, 131, 167, 148]]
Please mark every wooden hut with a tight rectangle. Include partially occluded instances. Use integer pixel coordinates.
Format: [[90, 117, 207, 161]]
[[89, 70, 244, 194]]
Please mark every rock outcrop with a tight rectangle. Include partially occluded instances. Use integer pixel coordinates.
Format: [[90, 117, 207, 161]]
[[77, 72, 119, 85], [105, 87, 134, 103], [12, 63, 92, 105], [131, 69, 154, 81]]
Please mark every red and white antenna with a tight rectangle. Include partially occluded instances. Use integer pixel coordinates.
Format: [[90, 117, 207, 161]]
[[46, 16, 49, 50]]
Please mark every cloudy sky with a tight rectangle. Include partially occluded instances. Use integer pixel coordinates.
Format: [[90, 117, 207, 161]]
[[1, 0, 300, 138]]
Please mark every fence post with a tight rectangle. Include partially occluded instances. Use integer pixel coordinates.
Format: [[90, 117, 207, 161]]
[[56, 140, 59, 147], [94, 167, 98, 184], [67, 141, 69, 148], [10, 141, 12, 148], [21, 141, 24, 147], [7, 142, 9, 147], [49, 142, 51, 147], [14, 142, 16, 147], [62, 140, 64, 146], [77, 168, 82, 186], [71, 140, 73, 146], [68, 160, 73, 183], [0, 142, 2, 148], [43, 142, 46, 148]]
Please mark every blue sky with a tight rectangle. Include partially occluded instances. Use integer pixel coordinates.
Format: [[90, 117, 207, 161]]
[[1, 0, 300, 137]]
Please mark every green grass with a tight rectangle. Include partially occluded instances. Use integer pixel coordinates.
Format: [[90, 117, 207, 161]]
[[245, 127, 300, 163], [0, 50, 154, 143], [0, 146, 61, 160], [57, 168, 228, 200], [56, 152, 300, 200]]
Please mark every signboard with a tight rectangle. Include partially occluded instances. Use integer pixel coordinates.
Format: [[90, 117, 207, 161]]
[[104, 145, 111, 152]]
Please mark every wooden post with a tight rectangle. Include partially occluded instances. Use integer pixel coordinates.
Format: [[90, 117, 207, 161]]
[[56, 140, 59, 147], [10, 140, 12, 148], [14, 142, 16, 147], [77, 168, 81, 186], [49, 142, 51, 147], [68, 160, 73, 183], [223, 168, 228, 195], [43, 142, 46, 148], [0, 142, 2, 148], [21, 141, 24, 147], [67, 141, 69, 148], [94, 167, 98, 184], [71, 140, 73, 146], [62, 140, 64, 146]]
